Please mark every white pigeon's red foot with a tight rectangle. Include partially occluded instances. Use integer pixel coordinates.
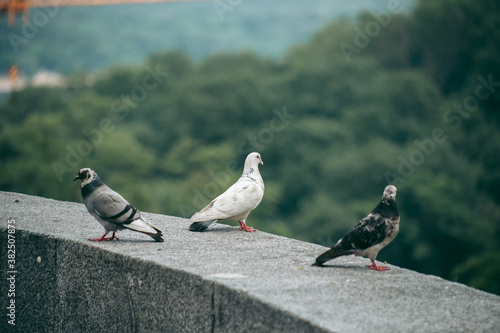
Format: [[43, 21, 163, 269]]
[[238, 221, 257, 232], [368, 260, 389, 271], [90, 232, 120, 242]]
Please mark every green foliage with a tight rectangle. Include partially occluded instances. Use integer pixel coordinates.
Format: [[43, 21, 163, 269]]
[[454, 251, 500, 295], [1, 0, 500, 296]]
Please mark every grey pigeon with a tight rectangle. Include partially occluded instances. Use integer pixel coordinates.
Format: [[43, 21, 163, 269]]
[[73, 168, 164, 242], [189, 152, 265, 232], [313, 185, 399, 271]]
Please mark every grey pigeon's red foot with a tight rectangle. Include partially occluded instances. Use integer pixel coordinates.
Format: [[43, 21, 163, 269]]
[[90, 231, 119, 242], [368, 260, 389, 271], [238, 221, 256, 232]]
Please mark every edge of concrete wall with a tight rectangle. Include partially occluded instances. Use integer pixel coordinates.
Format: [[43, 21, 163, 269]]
[[1, 191, 500, 332]]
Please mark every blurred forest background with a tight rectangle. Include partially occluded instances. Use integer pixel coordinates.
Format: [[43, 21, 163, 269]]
[[1, 0, 500, 296]]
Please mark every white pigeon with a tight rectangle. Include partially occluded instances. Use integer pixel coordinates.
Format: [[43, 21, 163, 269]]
[[189, 152, 265, 232], [73, 168, 164, 242], [313, 185, 399, 271]]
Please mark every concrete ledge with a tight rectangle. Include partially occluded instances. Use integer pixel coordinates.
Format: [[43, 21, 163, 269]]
[[1, 191, 500, 332]]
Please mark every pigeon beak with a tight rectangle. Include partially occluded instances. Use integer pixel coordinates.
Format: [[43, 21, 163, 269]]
[[73, 175, 79, 181], [259, 158, 264, 165]]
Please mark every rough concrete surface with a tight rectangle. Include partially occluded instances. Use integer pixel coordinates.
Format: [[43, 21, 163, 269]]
[[1, 191, 499, 333]]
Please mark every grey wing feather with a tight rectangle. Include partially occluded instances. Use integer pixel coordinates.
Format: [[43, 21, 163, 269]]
[[90, 188, 139, 225]]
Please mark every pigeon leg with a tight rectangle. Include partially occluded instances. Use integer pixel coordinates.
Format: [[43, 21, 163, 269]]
[[108, 232, 120, 241], [368, 259, 390, 271], [238, 220, 257, 232], [89, 232, 111, 242], [89, 231, 120, 242]]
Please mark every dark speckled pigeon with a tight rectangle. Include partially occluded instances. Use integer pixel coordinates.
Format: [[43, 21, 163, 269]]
[[73, 168, 164, 242], [313, 185, 399, 271], [189, 152, 264, 232]]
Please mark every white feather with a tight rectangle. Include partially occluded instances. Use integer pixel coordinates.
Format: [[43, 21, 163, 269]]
[[191, 152, 265, 223]]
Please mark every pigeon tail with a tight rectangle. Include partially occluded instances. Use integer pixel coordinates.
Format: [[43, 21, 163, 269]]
[[148, 231, 164, 242], [313, 245, 354, 266], [189, 220, 217, 232], [124, 217, 164, 242]]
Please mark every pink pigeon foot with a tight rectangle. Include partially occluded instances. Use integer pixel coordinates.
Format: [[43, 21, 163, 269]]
[[238, 221, 257, 232], [368, 260, 390, 271]]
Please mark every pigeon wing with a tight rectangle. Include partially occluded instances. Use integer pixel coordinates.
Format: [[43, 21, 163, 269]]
[[91, 189, 140, 225], [191, 180, 263, 221], [343, 213, 389, 250]]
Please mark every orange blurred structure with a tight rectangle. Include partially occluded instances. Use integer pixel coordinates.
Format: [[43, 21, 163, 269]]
[[8, 63, 18, 89], [1, 0, 206, 25]]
